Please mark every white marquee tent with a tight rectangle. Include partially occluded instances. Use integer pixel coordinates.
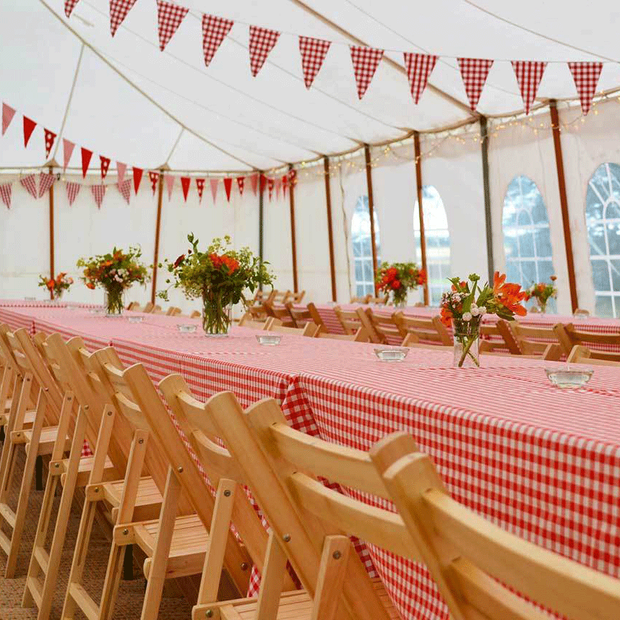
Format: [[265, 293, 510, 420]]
[[3, 0, 620, 315]]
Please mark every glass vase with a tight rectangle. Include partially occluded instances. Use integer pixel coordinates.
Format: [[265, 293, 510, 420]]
[[202, 293, 232, 337], [538, 300, 547, 314], [453, 318, 481, 368], [104, 286, 125, 317]]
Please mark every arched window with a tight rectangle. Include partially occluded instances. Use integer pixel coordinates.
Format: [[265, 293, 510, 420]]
[[502, 175, 556, 311], [351, 196, 380, 297], [586, 163, 620, 317], [414, 186, 450, 305]]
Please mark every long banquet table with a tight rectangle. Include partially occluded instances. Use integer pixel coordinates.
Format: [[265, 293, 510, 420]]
[[1, 304, 619, 619]]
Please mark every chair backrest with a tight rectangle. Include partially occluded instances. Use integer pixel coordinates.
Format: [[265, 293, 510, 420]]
[[263, 302, 295, 327], [284, 301, 312, 327], [151, 305, 163, 315], [365, 309, 403, 344], [238, 313, 270, 330], [306, 302, 326, 331], [142, 301, 155, 313], [334, 306, 379, 341], [350, 294, 371, 304], [394, 312, 453, 346], [190, 310, 201, 319], [268, 322, 319, 337], [511, 322, 561, 356], [367, 295, 389, 305], [479, 319, 521, 355], [566, 344, 620, 365], [126, 301, 141, 311], [555, 322, 620, 356], [315, 327, 369, 342], [272, 290, 291, 304], [289, 290, 305, 303], [165, 306, 182, 316], [371, 433, 620, 620]]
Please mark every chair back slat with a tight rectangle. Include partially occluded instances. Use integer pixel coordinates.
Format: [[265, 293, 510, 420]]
[[394, 312, 452, 346], [335, 306, 379, 342], [365, 310, 403, 344], [556, 322, 620, 356], [511, 322, 561, 356], [567, 344, 620, 365], [268, 322, 318, 337]]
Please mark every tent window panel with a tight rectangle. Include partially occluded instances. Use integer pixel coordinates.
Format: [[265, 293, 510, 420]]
[[351, 196, 380, 297], [586, 163, 620, 317]]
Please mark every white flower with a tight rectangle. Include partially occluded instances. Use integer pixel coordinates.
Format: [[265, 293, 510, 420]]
[[462, 312, 472, 321], [471, 307, 479, 317], [479, 306, 486, 315]]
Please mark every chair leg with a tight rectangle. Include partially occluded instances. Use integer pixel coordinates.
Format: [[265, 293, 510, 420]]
[[35, 455, 43, 491], [98, 542, 126, 620]]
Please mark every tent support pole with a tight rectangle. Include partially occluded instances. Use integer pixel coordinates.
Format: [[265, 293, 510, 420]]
[[259, 173, 264, 290], [288, 165, 299, 293], [151, 171, 165, 304], [48, 166, 55, 300], [549, 100, 578, 312], [323, 156, 337, 301], [364, 145, 379, 296], [413, 133, 430, 305], [480, 117, 494, 282]]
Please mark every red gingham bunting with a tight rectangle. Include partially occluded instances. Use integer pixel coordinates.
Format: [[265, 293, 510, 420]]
[[236, 176, 245, 195], [403, 53, 437, 104], [209, 178, 218, 203], [0, 183, 12, 209], [38, 172, 56, 198], [458, 58, 494, 111], [156, 0, 189, 51], [20, 175, 38, 199], [223, 178, 233, 202], [44, 129, 57, 158], [66, 181, 81, 206], [282, 174, 288, 197], [2, 104, 16, 136], [249, 25, 280, 77], [201, 14, 233, 67], [81, 147, 93, 177], [100, 155, 111, 179], [289, 168, 297, 186], [181, 176, 191, 201], [23, 116, 37, 147], [299, 36, 331, 89], [195, 178, 205, 202], [267, 177, 274, 201], [109, 0, 138, 37], [148, 171, 160, 194], [568, 62, 603, 116], [65, 0, 80, 17], [132, 167, 143, 194], [350, 46, 384, 99], [165, 174, 175, 199], [117, 161, 127, 183], [512, 61, 547, 115], [250, 174, 258, 196], [91, 184, 106, 209], [260, 173, 267, 193], [118, 178, 132, 204], [63, 139, 75, 170], [275, 177, 282, 199]]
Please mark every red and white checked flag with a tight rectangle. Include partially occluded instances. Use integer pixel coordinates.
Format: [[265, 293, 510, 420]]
[[44, 129, 57, 158], [91, 184, 106, 209], [65, 0, 80, 17], [110, 0, 138, 37], [23, 116, 37, 147], [249, 25, 280, 77], [249, 173, 258, 195], [236, 176, 245, 195], [350, 46, 384, 99], [63, 139, 75, 170], [156, 0, 189, 51], [267, 177, 274, 201], [2, 104, 16, 136], [117, 178, 132, 204], [223, 178, 233, 202], [275, 177, 282, 199], [0, 183, 12, 209], [210, 178, 218, 203], [568, 62, 603, 116], [20, 175, 38, 199], [38, 172, 56, 198], [299, 36, 331, 89], [512, 61, 547, 115], [404, 53, 437, 104], [458, 58, 494, 111], [181, 176, 191, 201], [116, 161, 127, 183], [100, 155, 111, 179], [196, 178, 205, 202], [202, 14, 233, 67], [149, 171, 160, 194], [81, 147, 93, 177], [165, 174, 175, 199], [132, 167, 143, 194], [282, 174, 288, 197], [66, 181, 81, 206]]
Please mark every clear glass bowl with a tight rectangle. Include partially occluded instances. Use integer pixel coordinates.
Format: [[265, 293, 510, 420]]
[[256, 334, 282, 346], [573, 310, 590, 320], [545, 367, 593, 389], [374, 347, 409, 362], [177, 324, 197, 334], [128, 316, 143, 324]]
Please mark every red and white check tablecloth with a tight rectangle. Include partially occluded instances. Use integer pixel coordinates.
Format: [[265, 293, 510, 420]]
[[1, 305, 620, 619]]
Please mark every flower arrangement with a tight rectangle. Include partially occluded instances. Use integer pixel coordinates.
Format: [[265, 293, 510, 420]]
[[376, 262, 427, 306], [77, 247, 149, 315], [441, 272, 527, 367], [524, 276, 557, 313], [38, 272, 73, 300], [158, 234, 273, 335]]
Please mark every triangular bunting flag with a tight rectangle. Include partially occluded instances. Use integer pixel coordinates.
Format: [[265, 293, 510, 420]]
[[260, 174, 267, 193], [403, 53, 437, 104], [512, 61, 547, 115], [250, 173, 258, 196], [267, 177, 274, 201], [66, 181, 81, 206], [202, 14, 234, 67], [38, 172, 56, 198], [132, 167, 143, 194], [457, 58, 494, 111], [149, 171, 160, 195], [81, 147, 93, 177], [236, 176, 245, 195], [2, 104, 16, 136], [91, 184, 106, 209], [568, 62, 603, 116], [181, 176, 191, 201], [117, 161, 127, 183], [100, 155, 111, 179], [282, 174, 288, 197], [0, 183, 12, 209], [165, 174, 175, 199], [23, 116, 37, 147], [350, 46, 384, 99], [118, 178, 132, 204], [249, 25, 280, 77], [110, 0, 138, 36], [65, 0, 80, 17], [63, 139, 75, 170], [289, 169, 297, 187], [20, 175, 38, 199], [275, 177, 282, 199], [223, 178, 233, 202], [299, 36, 331, 89], [44, 129, 57, 158], [209, 178, 218, 203], [195, 178, 205, 202], [156, 0, 189, 51]]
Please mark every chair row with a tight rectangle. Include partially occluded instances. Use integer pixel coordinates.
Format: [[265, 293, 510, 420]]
[[127, 301, 201, 318]]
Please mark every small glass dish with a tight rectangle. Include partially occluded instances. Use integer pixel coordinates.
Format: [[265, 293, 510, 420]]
[[256, 334, 282, 346], [545, 367, 593, 389], [374, 347, 409, 362], [177, 324, 197, 334], [573, 309, 590, 320], [89, 308, 104, 315], [128, 316, 143, 324], [24, 296, 36, 301]]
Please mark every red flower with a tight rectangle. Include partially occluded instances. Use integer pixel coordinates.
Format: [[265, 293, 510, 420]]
[[173, 254, 185, 268], [440, 307, 453, 327], [392, 279, 401, 289], [417, 269, 427, 285], [493, 271, 527, 316], [86, 282, 95, 290], [46, 279, 54, 290]]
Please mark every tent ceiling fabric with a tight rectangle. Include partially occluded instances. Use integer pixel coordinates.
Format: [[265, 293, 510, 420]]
[[2, 0, 620, 172]]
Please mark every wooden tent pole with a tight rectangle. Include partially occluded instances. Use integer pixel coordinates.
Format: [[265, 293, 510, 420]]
[[259, 173, 264, 290], [48, 165, 55, 300], [288, 165, 299, 293], [480, 117, 495, 282], [549, 100, 578, 312], [364, 145, 379, 295], [323, 156, 337, 301], [150, 170, 165, 304], [413, 133, 429, 305]]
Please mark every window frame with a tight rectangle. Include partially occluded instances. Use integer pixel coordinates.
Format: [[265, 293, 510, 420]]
[[351, 196, 380, 297]]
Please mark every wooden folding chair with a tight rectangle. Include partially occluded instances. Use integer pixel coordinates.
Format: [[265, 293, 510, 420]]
[[365, 309, 404, 344], [127, 302, 142, 311], [165, 306, 182, 316], [238, 314, 271, 330], [334, 306, 379, 342], [367, 295, 389, 305], [394, 312, 452, 347], [350, 294, 371, 304], [371, 432, 620, 620], [509, 322, 561, 356], [190, 310, 201, 319], [264, 302, 296, 327], [272, 290, 292, 304], [554, 322, 620, 357], [479, 319, 521, 355], [288, 290, 305, 303], [142, 302, 155, 314], [567, 344, 620, 366], [268, 322, 319, 337], [284, 302, 316, 329], [315, 328, 369, 342]]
